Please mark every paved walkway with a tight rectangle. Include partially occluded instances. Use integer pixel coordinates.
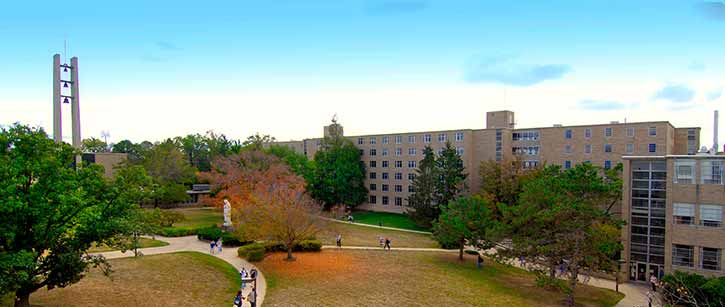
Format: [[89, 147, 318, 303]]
[[322, 245, 457, 252], [322, 217, 433, 234], [94, 236, 266, 307]]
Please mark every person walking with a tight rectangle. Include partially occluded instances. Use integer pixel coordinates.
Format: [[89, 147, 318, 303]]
[[233, 290, 243, 307], [477, 254, 484, 270], [247, 287, 257, 307], [210, 240, 216, 255], [336, 234, 342, 248], [378, 236, 384, 248], [240, 268, 248, 289], [649, 274, 658, 291], [384, 238, 391, 250], [217, 238, 223, 253]]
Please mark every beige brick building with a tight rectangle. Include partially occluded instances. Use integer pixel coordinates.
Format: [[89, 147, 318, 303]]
[[276, 111, 701, 214], [622, 155, 724, 281]]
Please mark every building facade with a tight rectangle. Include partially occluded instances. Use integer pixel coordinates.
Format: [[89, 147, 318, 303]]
[[275, 111, 701, 214], [622, 155, 724, 280]]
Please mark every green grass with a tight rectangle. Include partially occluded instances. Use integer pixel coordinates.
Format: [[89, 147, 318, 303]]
[[170, 207, 223, 228], [351, 210, 430, 231], [320, 222, 438, 248], [30, 252, 240, 307], [88, 237, 169, 253]]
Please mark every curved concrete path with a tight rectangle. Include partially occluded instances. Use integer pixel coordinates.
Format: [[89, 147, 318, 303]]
[[94, 236, 265, 307], [322, 217, 433, 234]]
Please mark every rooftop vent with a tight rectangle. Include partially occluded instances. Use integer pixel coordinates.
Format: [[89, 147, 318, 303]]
[[553, 124, 563, 127], [610, 121, 620, 124]]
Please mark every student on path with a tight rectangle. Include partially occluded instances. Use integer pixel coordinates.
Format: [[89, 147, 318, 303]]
[[240, 268, 248, 289], [649, 275, 658, 291], [378, 236, 384, 248], [477, 254, 484, 270], [233, 290, 243, 307], [336, 234, 342, 248], [217, 238, 223, 253], [384, 238, 391, 250], [247, 287, 257, 307], [210, 240, 216, 255]]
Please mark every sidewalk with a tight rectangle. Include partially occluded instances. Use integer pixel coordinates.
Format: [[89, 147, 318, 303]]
[[321, 217, 433, 234], [94, 236, 266, 307], [322, 245, 457, 252]]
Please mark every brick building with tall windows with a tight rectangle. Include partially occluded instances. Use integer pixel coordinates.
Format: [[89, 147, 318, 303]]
[[274, 110, 701, 214]]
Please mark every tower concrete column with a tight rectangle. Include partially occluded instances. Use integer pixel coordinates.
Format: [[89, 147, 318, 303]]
[[70, 57, 81, 148], [53, 54, 62, 142]]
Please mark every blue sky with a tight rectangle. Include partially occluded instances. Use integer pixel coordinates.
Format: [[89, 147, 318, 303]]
[[1, 0, 723, 149]]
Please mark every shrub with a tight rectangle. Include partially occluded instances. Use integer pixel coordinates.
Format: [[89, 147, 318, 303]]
[[464, 249, 479, 255], [157, 210, 186, 227], [159, 227, 199, 237], [535, 275, 571, 294], [196, 227, 251, 247], [660, 272, 725, 307], [295, 239, 322, 252], [238, 243, 266, 262]]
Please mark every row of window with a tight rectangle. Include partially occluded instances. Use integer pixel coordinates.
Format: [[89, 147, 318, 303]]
[[565, 126, 657, 139], [369, 184, 415, 193], [566, 143, 656, 154], [512, 131, 539, 141], [362, 147, 464, 157], [673, 244, 722, 271], [564, 160, 613, 169], [368, 195, 404, 206], [357, 132, 465, 145], [673, 203, 723, 227], [673, 160, 724, 185], [368, 173, 417, 182], [512, 146, 540, 156]]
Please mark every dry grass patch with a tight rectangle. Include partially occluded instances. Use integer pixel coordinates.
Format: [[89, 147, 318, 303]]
[[258, 250, 623, 307], [30, 252, 240, 307], [88, 237, 169, 253], [319, 222, 438, 248]]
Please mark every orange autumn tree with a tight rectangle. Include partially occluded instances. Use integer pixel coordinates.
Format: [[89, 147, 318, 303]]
[[201, 151, 324, 261]]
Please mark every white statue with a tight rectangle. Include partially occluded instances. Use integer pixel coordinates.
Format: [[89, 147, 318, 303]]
[[223, 199, 232, 227]]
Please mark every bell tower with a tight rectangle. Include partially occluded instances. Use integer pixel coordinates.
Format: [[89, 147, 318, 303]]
[[52, 54, 81, 148]]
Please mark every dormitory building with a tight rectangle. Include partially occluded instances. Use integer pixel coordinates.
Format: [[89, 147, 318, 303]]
[[275, 110, 723, 280]]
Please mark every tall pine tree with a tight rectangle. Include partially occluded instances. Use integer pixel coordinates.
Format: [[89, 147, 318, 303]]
[[435, 141, 467, 209], [406, 146, 438, 226]]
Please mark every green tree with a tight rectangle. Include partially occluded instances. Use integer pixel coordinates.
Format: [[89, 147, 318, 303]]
[[433, 196, 496, 260], [508, 163, 623, 306], [140, 139, 196, 206], [112, 139, 145, 163], [406, 146, 439, 226], [115, 208, 161, 257], [243, 133, 276, 151], [266, 144, 315, 182], [81, 137, 108, 153], [174, 133, 210, 172], [0, 124, 138, 307], [478, 158, 541, 220], [435, 141, 467, 212], [309, 122, 367, 209]]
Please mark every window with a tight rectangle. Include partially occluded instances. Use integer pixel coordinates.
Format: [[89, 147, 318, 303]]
[[626, 143, 633, 153], [382, 136, 389, 144], [408, 173, 415, 181], [605, 127, 613, 137], [585, 128, 592, 138], [604, 144, 612, 153], [673, 203, 695, 225], [408, 185, 414, 192], [408, 148, 416, 156], [382, 148, 389, 156], [370, 184, 377, 191], [395, 197, 403, 206], [370, 137, 376, 145], [456, 147, 464, 156], [455, 132, 464, 141], [673, 245, 694, 267], [382, 196, 389, 205], [408, 135, 416, 143], [565, 144, 572, 154], [369, 161, 376, 168], [512, 131, 540, 141], [438, 133, 447, 142], [395, 161, 402, 168], [648, 144, 657, 153], [627, 127, 635, 137], [649, 126, 657, 136], [395, 148, 402, 156], [408, 161, 417, 168], [424, 134, 431, 143], [700, 205, 723, 227], [394, 185, 402, 192], [604, 160, 612, 169], [382, 173, 389, 180], [369, 172, 376, 179], [357, 137, 364, 145], [382, 161, 389, 168], [395, 135, 402, 144], [359, 149, 364, 156], [564, 160, 571, 169], [369, 195, 377, 204], [701, 160, 724, 184], [394, 173, 402, 180], [382, 184, 389, 192], [701, 247, 722, 271], [674, 160, 696, 184], [369, 149, 377, 156], [584, 144, 592, 154], [565, 129, 572, 139]]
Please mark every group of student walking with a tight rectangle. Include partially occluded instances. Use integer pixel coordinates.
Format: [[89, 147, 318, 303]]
[[233, 267, 257, 307]]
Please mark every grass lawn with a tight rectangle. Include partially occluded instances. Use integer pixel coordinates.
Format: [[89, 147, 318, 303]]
[[30, 252, 240, 307], [169, 207, 223, 228], [88, 237, 169, 253], [258, 250, 624, 307], [351, 210, 430, 231], [319, 222, 439, 248]]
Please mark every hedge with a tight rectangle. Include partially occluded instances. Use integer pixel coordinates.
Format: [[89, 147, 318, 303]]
[[238, 243, 266, 262], [196, 227, 251, 247], [159, 226, 201, 237], [262, 240, 322, 252]]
